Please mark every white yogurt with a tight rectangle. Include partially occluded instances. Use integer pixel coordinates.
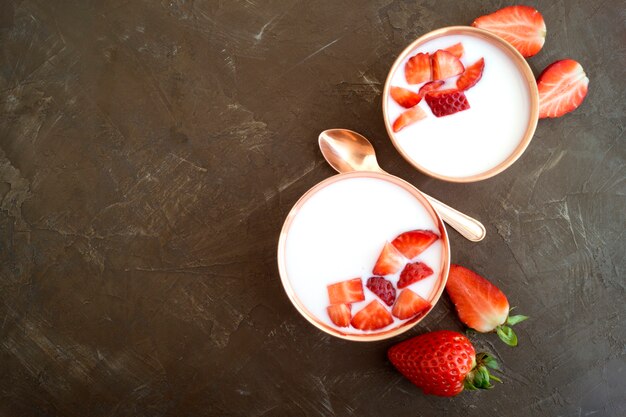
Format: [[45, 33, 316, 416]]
[[386, 33, 531, 179], [283, 176, 444, 334]]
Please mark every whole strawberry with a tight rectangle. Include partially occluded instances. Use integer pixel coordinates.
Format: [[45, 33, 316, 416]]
[[388, 330, 501, 397]]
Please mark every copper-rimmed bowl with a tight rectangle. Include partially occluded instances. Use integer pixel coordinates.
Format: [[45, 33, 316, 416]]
[[382, 26, 539, 183], [277, 171, 451, 341]]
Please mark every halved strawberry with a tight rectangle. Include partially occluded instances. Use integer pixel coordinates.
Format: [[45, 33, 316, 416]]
[[327, 278, 365, 305], [472, 5, 546, 58], [431, 50, 464, 81], [366, 276, 396, 306], [446, 265, 528, 346], [443, 42, 464, 59], [405, 52, 431, 84], [537, 59, 589, 118], [392, 289, 430, 320], [418, 80, 445, 96], [425, 89, 470, 117], [327, 304, 351, 327], [391, 230, 439, 259], [373, 242, 406, 275], [392, 106, 427, 133], [456, 58, 485, 91], [390, 86, 422, 108], [351, 300, 394, 330], [397, 261, 434, 289]]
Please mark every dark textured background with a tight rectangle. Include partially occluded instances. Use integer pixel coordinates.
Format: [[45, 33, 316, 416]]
[[1, 0, 624, 416]]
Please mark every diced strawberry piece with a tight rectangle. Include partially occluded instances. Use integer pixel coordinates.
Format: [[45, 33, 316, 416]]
[[366, 276, 396, 306], [390, 86, 422, 108], [472, 5, 546, 58], [445, 265, 509, 332], [425, 89, 470, 117], [431, 50, 464, 81], [327, 278, 365, 305], [350, 300, 394, 330], [392, 106, 427, 133], [537, 59, 589, 118], [392, 289, 431, 320], [391, 230, 439, 259], [373, 242, 406, 275], [405, 52, 431, 84], [397, 262, 434, 289], [418, 80, 445, 96], [327, 304, 351, 327], [456, 58, 485, 91], [443, 42, 464, 59]]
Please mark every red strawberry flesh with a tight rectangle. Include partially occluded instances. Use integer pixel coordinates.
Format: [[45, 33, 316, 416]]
[[327, 278, 365, 305], [326, 304, 351, 327], [391, 230, 438, 259], [373, 242, 407, 275], [392, 289, 430, 320], [405, 52, 431, 84], [390, 86, 422, 108], [397, 261, 434, 289], [392, 106, 427, 132], [445, 264, 509, 332], [443, 42, 464, 59], [537, 59, 589, 118], [366, 276, 396, 306], [425, 89, 470, 117], [431, 50, 464, 81], [418, 80, 445, 96], [456, 58, 485, 91], [351, 300, 393, 330]]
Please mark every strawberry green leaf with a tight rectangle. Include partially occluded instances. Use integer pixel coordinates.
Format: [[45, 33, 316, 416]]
[[507, 314, 529, 326], [477, 352, 500, 370], [496, 325, 518, 347]]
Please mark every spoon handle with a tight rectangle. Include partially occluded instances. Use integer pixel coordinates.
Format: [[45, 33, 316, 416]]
[[422, 194, 486, 242]]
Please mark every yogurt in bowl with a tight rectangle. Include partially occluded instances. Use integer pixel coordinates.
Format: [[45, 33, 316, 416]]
[[383, 26, 539, 182], [277, 171, 450, 341]]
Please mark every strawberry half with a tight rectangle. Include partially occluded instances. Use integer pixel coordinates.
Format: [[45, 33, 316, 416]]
[[351, 300, 393, 330], [443, 42, 464, 59], [326, 304, 351, 327], [418, 80, 445, 96], [472, 5, 546, 58], [390, 86, 422, 108], [446, 265, 528, 346], [366, 276, 396, 306], [456, 58, 485, 91], [397, 261, 434, 289], [327, 278, 365, 305], [392, 289, 430, 320], [373, 242, 406, 275], [425, 89, 470, 117], [405, 52, 431, 84], [392, 106, 427, 133], [431, 50, 464, 81], [537, 59, 589, 118], [388, 331, 502, 397], [391, 229, 438, 259]]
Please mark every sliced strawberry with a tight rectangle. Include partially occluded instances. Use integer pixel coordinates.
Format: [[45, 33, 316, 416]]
[[405, 52, 431, 84], [366, 276, 396, 306], [472, 5, 546, 58], [390, 86, 422, 108], [443, 42, 464, 59], [537, 59, 589, 118], [431, 50, 464, 81], [373, 242, 406, 275], [392, 106, 427, 133], [397, 262, 434, 289], [327, 304, 351, 327], [445, 265, 508, 332], [392, 289, 431, 320], [327, 278, 364, 305], [351, 300, 394, 330], [418, 80, 445, 96], [391, 230, 439, 259], [456, 58, 485, 91], [425, 89, 470, 117]]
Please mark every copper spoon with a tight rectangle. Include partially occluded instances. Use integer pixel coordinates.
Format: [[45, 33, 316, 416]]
[[319, 129, 486, 242]]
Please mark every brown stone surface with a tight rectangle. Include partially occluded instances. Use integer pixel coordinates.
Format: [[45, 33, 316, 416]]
[[1, 1, 624, 416]]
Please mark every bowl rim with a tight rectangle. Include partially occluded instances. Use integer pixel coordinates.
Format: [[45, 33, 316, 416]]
[[276, 171, 451, 341], [382, 25, 540, 183]]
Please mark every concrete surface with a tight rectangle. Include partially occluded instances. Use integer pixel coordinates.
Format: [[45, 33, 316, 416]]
[[0, 0, 624, 416]]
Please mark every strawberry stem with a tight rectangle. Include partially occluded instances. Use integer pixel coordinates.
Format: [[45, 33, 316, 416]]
[[464, 353, 502, 392]]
